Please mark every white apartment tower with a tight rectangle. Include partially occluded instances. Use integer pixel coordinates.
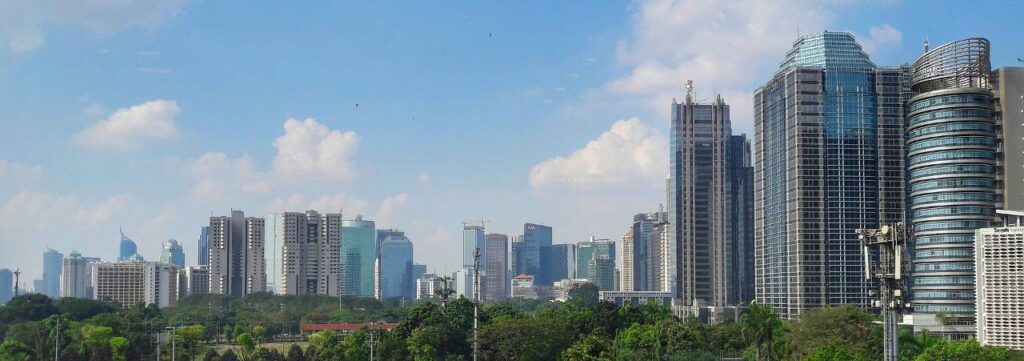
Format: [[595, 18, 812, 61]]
[[60, 251, 91, 299], [94, 261, 178, 308], [278, 210, 342, 296], [209, 210, 266, 297], [975, 212, 1024, 350]]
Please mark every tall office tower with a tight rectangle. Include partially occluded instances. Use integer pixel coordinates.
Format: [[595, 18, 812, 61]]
[[974, 211, 1024, 349], [161, 239, 185, 269], [463, 224, 486, 268], [576, 238, 616, 280], [993, 67, 1024, 209], [511, 236, 526, 276], [0, 269, 11, 304], [753, 31, 910, 319], [541, 243, 575, 284], [197, 226, 210, 266], [907, 38, 998, 337], [209, 210, 266, 297], [379, 232, 414, 299], [728, 135, 756, 304], [523, 223, 552, 284], [341, 216, 376, 297], [412, 264, 427, 282], [589, 254, 616, 291], [178, 265, 209, 299], [118, 229, 138, 262], [60, 251, 90, 298], [40, 248, 63, 298], [618, 229, 634, 291], [483, 234, 509, 301], [653, 219, 672, 293], [277, 211, 342, 296], [94, 261, 178, 308]]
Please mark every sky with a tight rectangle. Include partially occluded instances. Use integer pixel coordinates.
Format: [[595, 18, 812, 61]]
[[1, 0, 1022, 285]]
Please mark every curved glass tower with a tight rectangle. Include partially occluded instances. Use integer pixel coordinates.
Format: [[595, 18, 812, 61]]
[[118, 229, 138, 262], [907, 38, 996, 337]]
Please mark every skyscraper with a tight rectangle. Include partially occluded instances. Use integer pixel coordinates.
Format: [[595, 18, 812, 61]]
[[341, 216, 376, 297], [209, 210, 266, 297], [0, 269, 13, 304], [993, 67, 1024, 210], [161, 239, 185, 269], [61, 251, 91, 299], [524, 223, 552, 285], [278, 211, 342, 296], [541, 243, 575, 284], [484, 233, 508, 301], [729, 135, 756, 304], [463, 224, 486, 268], [197, 226, 210, 266], [618, 229, 634, 291], [179, 265, 209, 299], [379, 231, 414, 299], [40, 248, 62, 298], [575, 238, 615, 280], [753, 31, 909, 318], [118, 229, 138, 262], [412, 264, 427, 282], [589, 255, 616, 291], [511, 235, 526, 276], [974, 211, 1024, 349], [619, 213, 663, 292], [907, 38, 997, 337]]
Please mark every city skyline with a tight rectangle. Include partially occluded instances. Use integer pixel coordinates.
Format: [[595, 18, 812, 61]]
[[2, 1, 1024, 285]]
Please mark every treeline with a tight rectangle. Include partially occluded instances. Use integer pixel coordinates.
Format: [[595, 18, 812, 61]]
[[1, 284, 1022, 360]]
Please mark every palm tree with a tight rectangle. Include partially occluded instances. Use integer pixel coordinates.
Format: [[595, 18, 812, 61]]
[[898, 329, 943, 360], [742, 302, 781, 361]]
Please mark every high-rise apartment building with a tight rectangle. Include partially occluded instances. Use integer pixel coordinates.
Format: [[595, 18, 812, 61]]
[[40, 248, 63, 298], [161, 239, 185, 269], [619, 213, 664, 292], [575, 238, 615, 280], [753, 31, 910, 318], [484, 233, 509, 301], [975, 211, 1024, 350], [524, 223, 552, 284], [341, 216, 376, 297], [907, 38, 998, 337], [0, 269, 12, 304], [416, 273, 446, 300], [379, 232, 414, 299], [198, 226, 210, 266], [60, 251, 91, 298], [278, 211, 342, 296], [993, 67, 1024, 209], [209, 210, 266, 297], [94, 261, 178, 308], [178, 265, 209, 299], [619, 229, 634, 291], [118, 229, 138, 262]]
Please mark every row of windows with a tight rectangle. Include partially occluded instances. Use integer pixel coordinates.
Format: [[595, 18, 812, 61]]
[[909, 150, 994, 165], [914, 304, 976, 313], [908, 121, 993, 138], [911, 178, 995, 192], [913, 206, 994, 218], [915, 262, 974, 272], [912, 192, 993, 206], [914, 220, 991, 232], [910, 165, 994, 179], [914, 276, 974, 285], [909, 93, 992, 112], [914, 290, 975, 300], [916, 248, 974, 259], [908, 136, 994, 152], [909, 108, 993, 125]]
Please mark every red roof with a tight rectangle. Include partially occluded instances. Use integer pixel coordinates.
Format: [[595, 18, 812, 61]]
[[300, 323, 398, 332]]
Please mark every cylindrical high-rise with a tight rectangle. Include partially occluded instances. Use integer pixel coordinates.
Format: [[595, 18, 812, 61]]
[[907, 38, 997, 337]]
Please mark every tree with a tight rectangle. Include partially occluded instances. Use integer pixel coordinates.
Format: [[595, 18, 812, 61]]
[[285, 344, 305, 361], [899, 329, 943, 361], [478, 318, 574, 360], [783, 306, 880, 360], [54, 298, 119, 321], [109, 337, 129, 361], [804, 345, 870, 361], [80, 324, 115, 360], [174, 325, 206, 361], [0, 294, 57, 324], [567, 283, 600, 308], [0, 340, 33, 361], [741, 302, 781, 361], [613, 323, 661, 360], [914, 339, 1024, 361], [202, 349, 221, 361], [251, 325, 266, 346], [561, 335, 612, 361]]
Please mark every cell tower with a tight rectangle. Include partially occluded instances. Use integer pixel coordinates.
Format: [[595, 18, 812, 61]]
[[857, 223, 909, 361]]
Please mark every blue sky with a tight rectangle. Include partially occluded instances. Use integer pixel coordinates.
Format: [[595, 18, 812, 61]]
[[1, 0, 1022, 284]]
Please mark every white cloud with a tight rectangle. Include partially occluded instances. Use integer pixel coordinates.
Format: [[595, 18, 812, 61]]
[[529, 117, 667, 190], [83, 103, 104, 117], [73, 99, 180, 151], [136, 50, 160, 56], [607, 0, 838, 132], [273, 118, 359, 183], [188, 152, 270, 202], [72, 194, 133, 225], [263, 192, 368, 217], [857, 24, 902, 56], [376, 193, 410, 228], [418, 172, 431, 183], [0, 159, 43, 185], [0, 0, 187, 53]]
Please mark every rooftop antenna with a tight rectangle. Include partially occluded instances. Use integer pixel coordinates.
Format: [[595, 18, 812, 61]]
[[685, 80, 694, 103], [923, 39, 929, 53]]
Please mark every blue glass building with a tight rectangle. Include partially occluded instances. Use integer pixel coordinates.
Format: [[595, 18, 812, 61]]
[[753, 31, 910, 318], [118, 229, 138, 262], [523, 223, 551, 285], [161, 239, 185, 269], [379, 233, 414, 299], [907, 38, 996, 337], [197, 226, 210, 266], [41, 248, 63, 298], [341, 216, 377, 297]]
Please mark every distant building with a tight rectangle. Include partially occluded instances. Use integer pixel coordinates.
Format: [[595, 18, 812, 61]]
[[94, 261, 178, 308], [619, 213, 663, 292], [412, 264, 427, 282], [484, 234, 509, 301], [380, 232, 414, 299], [454, 268, 474, 299], [994, 67, 1024, 210], [60, 251, 91, 298], [524, 223, 552, 285], [416, 273, 446, 300], [511, 274, 538, 299], [209, 210, 266, 297], [541, 243, 575, 285], [618, 229, 634, 292], [552, 278, 590, 301], [975, 211, 1024, 350], [575, 238, 615, 280], [511, 236, 526, 276], [341, 216, 376, 297], [588, 255, 616, 291], [197, 226, 210, 266], [178, 265, 209, 299], [118, 229, 138, 262], [599, 291, 673, 307], [0, 269, 13, 304], [278, 211, 342, 296], [161, 239, 185, 269], [41, 248, 63, 298]]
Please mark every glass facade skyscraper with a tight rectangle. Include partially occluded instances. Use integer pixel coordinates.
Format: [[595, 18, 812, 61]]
[[575, 238, 615, 280], [0, 269, 11, 304], [41, 248, 63, 298], [341, 216, 377, 297], [118, 229, 138, 262], [753, 31, 910, 318], [483, 233, 508, 301], [523, 223, 552, 285], [161, 239, 185, 269], [198, 226, 210, 266], [907, 38, 997, 337], [379, 232, 414, 300]]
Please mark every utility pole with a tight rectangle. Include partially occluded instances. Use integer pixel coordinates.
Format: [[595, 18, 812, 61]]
[[13, 268, 20, 297], [858, 223, 908, 361], [54, 317, 60, 361], [168, 326, 176, 361], [473, 248, 480, 361], [369, 321, 375, 361]]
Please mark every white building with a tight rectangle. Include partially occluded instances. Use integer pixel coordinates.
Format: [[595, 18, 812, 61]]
[[60, 251, 92, 298], [976, 211, 1024, 350], [94, 261, 178, 308], [277, 211, 342, 296], [511, 274, 538, 299], [454, 268, 474, 299], [209, 210, 266, 297], [416, 273, 448, 300], [178, 265, 209, 299]]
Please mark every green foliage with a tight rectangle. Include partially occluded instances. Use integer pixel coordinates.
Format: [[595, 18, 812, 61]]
[[783, 306, 879, 360], [561, 335, 612, 361], [54, 297, 119, 321], [478, 317, 574, 361], [285, 344, 305, 361], [742, 302, 781, 361], [236, 332, 256, 355], [804, 345, 870, 361], [913, 339, 1024, 361], [108, 336, 129, 361], [0, 340, 33, 361], [567, 283, 600, 307]]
